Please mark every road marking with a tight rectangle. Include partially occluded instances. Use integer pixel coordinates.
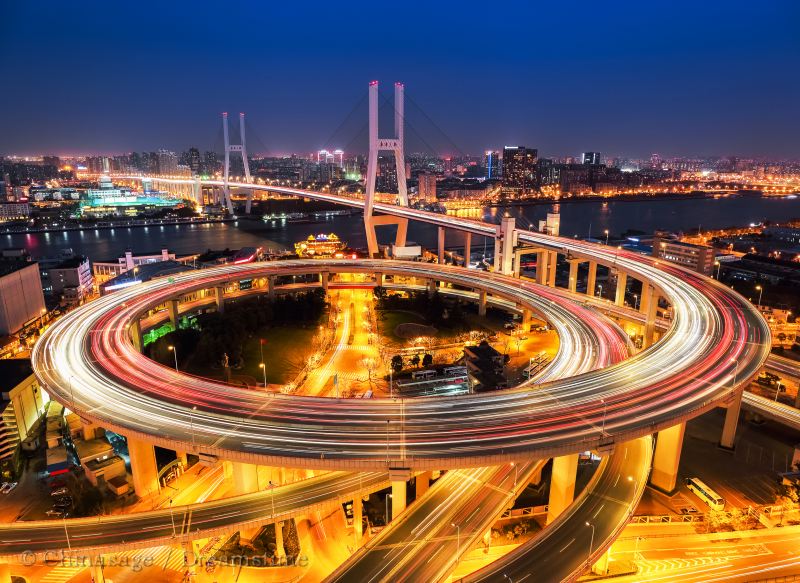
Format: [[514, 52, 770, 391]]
[[559, 538, 575, 553]]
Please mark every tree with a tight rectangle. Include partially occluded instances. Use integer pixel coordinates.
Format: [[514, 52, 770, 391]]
[[391, 355, 403, 372], [422, 353, 433, 367], [410, 354, 421, 367]]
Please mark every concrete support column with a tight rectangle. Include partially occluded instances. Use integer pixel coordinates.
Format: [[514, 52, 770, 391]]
[[513, 251, 523, 278], [375, 272, 383, 287], [529, 462, 543, 486], [478, 290, 487, 317], [82, 421, 97, 441], [643, 287, 659, 349], [268, 275, 276, 300], [521, 309, 532, 329], [586, 261, 598, 297], [649, 422, 685, 494], [547, 251, 558, 287], [547, 453, 579, 524], [391, 480, 407, 519], [568, 259, 580, 293], [175, 450, 188, 468], [463, 232, 472, 267], [592, 549, 611, 575], [231, 462, 260, 495], [168, 299, 180, 328], [320, 272, 329, 291], [720, 387, 744, 450], [498, 216, 516, 275], [639, 283, 653, 315], [353, 498, 363, 544], [535, 251, 549, 285], [215, 286, 225, 313], [437, 226, 446, 264], [615, 271, 628, 306], [0, 564, 11, 583], [275, 521, 286, 559], [427, 279, 436, 298], [128, 436, 159, 499], [130, 319, 143, 352], [415, 471, 431, 499]]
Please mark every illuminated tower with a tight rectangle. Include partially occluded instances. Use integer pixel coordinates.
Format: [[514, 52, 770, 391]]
[[222, 112, 253, 214], [364, 81, 409, 257]]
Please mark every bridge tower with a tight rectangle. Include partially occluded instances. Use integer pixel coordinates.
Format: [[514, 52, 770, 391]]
[[364, 81, 409, 257], [222, 112, 254, 214]]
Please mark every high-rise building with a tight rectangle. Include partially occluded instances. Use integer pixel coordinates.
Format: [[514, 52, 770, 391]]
[[485, 150, 501, 179], [502, 146, 538, 191], [157, 150, 178, 176], [203, 151, 219, 175], [187, 148, 201, 174], [418, 173, 437, 203], [582, 152, 601, 165], [650, 153, 662, 169]]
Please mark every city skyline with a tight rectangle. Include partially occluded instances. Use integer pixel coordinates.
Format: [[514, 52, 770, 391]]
[[2, 1, 799, 158]]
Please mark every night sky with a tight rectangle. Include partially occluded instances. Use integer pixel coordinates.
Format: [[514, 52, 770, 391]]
[[1, 0, 798, 158]]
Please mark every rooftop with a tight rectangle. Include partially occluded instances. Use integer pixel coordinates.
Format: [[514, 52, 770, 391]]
[[0, 259, 37, 278], [0, 358, 34, 391]]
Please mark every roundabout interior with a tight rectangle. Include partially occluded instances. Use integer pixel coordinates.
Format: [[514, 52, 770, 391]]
[[6, 192, 772, 582]]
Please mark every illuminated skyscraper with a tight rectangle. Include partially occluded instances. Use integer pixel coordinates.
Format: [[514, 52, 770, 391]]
[[502, 146, 538, 192]]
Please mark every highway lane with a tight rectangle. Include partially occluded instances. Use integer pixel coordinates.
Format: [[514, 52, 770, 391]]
[[458, 436, 653, 583], [34, 260, 645, 469], [327, 462, 544, 583], [0, 471, 386, 557]]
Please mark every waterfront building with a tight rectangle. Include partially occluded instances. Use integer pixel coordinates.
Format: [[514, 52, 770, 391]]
[[92, 248, 200, 287], [0, 202, 30, 222], [79, 175, 177, 218], [652, 232, 715, 275], [295, 233, 347, 258], [502, 146, 538, 193], [418, 173, 437, 203], [0, 261, 46, 336], [45, 256, 93, 304], [485, 150, 501, 179]]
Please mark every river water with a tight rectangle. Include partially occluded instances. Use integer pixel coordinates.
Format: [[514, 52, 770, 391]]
[[6, 195, 800, 260]]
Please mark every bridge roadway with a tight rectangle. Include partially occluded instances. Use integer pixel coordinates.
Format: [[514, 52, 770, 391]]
[[0, 471, 386, 557], [6, 263, 629, 560], [34, 260, 643, 470]]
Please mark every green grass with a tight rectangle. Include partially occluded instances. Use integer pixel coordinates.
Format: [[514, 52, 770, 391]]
[[185, 325, 320, 385], [378, 310, 427, 343]]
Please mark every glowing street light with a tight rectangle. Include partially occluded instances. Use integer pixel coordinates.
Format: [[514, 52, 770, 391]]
[[168, 345, 179, 372]]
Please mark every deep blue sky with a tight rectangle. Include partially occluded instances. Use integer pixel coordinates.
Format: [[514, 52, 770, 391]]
[[2, 1, 798, 158]]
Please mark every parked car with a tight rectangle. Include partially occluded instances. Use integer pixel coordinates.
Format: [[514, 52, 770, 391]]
[[51, 487, 69, 497], [0, 482, 17, 494]]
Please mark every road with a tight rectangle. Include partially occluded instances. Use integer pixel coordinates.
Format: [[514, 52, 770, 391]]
[[0, 471, 386, 556], [327, 462, 544, 583], [459, 437, 653, 583]]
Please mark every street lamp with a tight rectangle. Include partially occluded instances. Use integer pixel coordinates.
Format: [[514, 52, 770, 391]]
[[714, 261, 721, 280], [452, 522, 461, 558], [168, 345, 178, 372], [633, 293, 640, 311], [63, 515, 72, 552], [585, 521, 595, 558], [169, 497, 176, 537], [511, 462, 518, 488], [604, 229, 609, 245], [259, 362, 267, 388], [755, 285, 763, 308]]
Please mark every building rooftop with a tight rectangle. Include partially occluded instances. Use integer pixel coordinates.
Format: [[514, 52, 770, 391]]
[[0, 358, 34, 391], [53, 256, 88, 269], [0, 259, 37, 278]]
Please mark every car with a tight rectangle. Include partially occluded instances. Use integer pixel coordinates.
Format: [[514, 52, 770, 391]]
[[51, 487, 69, 497], [0, 483, 7, 493]]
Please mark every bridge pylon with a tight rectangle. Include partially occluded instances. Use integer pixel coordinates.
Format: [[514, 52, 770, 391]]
[[222, 112, 254, 214], [364, 81, 409, 257]]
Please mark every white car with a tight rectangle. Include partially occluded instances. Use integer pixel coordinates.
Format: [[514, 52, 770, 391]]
[[0, 482, 17, 494]]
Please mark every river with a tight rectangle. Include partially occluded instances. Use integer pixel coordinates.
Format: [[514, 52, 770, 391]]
[[5, 194, 800, 261]]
